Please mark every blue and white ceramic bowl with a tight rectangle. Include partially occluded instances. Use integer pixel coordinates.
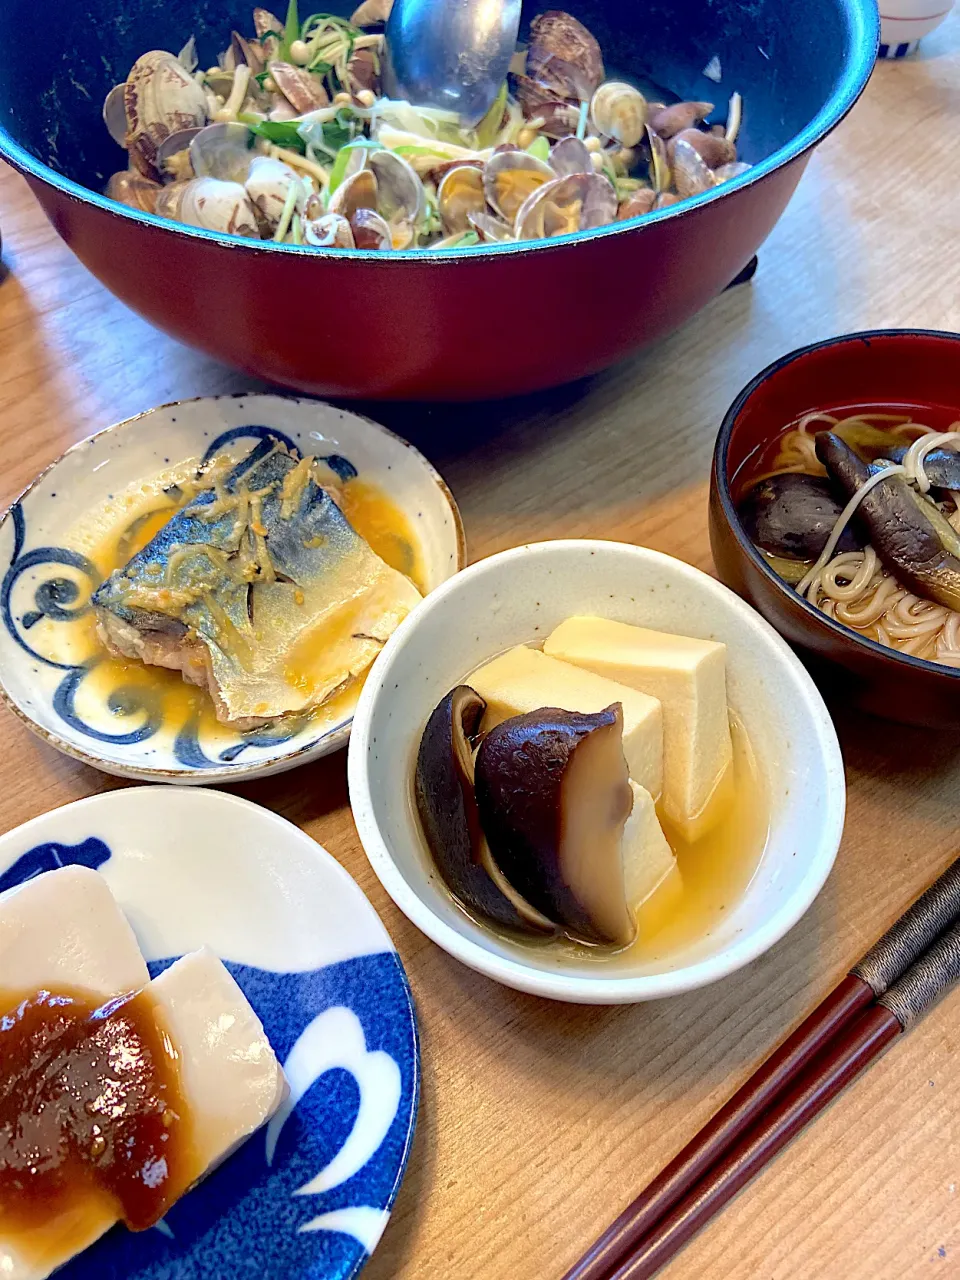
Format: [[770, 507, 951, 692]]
[[0, 786, 419, 1279], [0, 394, 464, 782]]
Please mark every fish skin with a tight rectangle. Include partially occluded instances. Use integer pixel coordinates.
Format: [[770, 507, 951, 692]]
[[92, 444, 422, 724]]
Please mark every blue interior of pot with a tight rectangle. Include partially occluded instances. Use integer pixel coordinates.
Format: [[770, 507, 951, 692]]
[[0, 0, 878, 198]]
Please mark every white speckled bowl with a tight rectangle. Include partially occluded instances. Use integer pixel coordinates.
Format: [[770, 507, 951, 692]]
[[0, 394, 464, 782], [348, 540, 846, 1004]]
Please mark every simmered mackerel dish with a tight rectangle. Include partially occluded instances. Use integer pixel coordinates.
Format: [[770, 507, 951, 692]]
[[103, 4, 749, 250]]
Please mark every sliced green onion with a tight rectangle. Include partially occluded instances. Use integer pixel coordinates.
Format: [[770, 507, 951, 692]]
[[291, 212, 303, 245], [280, 0, 301, 60], [525, 134, 550, 162], [475, 82, 508, 150]]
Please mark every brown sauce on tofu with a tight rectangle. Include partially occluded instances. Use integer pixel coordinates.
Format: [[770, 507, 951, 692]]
[[0, 986, 197, 1244]]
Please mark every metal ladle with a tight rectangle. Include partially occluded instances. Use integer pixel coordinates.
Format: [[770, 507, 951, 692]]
[[381, 0, 523, 126]]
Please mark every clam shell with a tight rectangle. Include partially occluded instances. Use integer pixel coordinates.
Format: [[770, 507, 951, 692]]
[[103, 85, 129, 147], [189, 121, 254, 183], [468, 211, 514, 242], [667, 128, 735, 169], [253, 8, 284, 38], [230, 30, 266, 75], [713, 160, 752, 184], [106, 171, 162, 214], [271, 62, 329, 113], [305, 212, 356, 247], [351, 0, 393, 24], [526, 10, 604, 101], [351, 208, 392, 250], [124, 50, 209, 180], [367, 150, 426, 226], [246, 154, 305, 229], [648, 100, 714, 139], [155, 126, 202, 175], [329, 169, 379, 220], [483, 151, 555, 224], [514, 171, 617, 241], [438, 165, 486, 234], [179, 177, 261, 237], [513, 76, 581, 138], [645, 124, 670, 193], [590, 81, 647, 148], [671, 137, 715, 198], [617, 188, 656, 220], [549, 135, 593, 177]]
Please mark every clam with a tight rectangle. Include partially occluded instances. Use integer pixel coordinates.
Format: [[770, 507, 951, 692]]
[[189, 121, 254, 183], [654, 191, 680, 209], [667, 127, 735, 169], [514, 171, 618, 240], [438, 165, 486, 235], [671, 137, 715, 198], [351, 208, 393, 250], [328, 168, 379, 220], [526, 10, 605, 101], [229, 29, 266, 75], [483, 151, 555, 224], [347, 47, 380, 93], [106, 171, 163, 214], [645, 124, 670, 193], [304, 213, 356, 248], [123, 50, 210, 180], [270, 62, 329, 113], [103, 85, 129, 147], [367, 149, 426, 232], [549, 135, 593, 177], [713, 160, 752, 184], [617, 187, 657, 220], [351, 0, 393, 24], [155, 127, 203, 180], [253, 7, 284, 50], [649, 100, 714, 139], [468, 211, 514, 242], [513, 76, 581, 138], [245, 154, 306, 230], [159, 176, 260, 237], [590, 81, 646, 148]]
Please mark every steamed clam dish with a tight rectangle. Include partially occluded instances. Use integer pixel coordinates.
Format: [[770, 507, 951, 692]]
[[737, 408, 960, 667], [103, 5, 749, 251], [415, 617, 768, 958]]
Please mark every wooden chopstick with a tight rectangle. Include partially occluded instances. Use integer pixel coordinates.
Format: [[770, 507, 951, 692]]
[[605, 919, 960, 1280], [563, 855, 960, 1280]]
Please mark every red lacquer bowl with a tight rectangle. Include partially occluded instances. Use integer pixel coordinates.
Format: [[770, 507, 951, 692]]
[[0, 0, 877, 400], [710, 329, 960, 728]]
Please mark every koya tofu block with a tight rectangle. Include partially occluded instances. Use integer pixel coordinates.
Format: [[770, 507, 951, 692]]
[[622, 781, 676, 910], [544, 617, 732, 838], [469, 644, 663, 798], [0, 865, 149, 1003]]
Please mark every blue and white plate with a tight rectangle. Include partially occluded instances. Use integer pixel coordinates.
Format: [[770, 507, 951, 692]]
[[0, 787, 419, 1280], [0, 394, 465, 783]]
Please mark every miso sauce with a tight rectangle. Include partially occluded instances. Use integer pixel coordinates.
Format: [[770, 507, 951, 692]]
[[36, 457, 424, 746], [0, 986, 197, 1268]]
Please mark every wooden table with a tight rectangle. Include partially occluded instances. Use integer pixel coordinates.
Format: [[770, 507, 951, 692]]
[[3, 19, 960, 1277]]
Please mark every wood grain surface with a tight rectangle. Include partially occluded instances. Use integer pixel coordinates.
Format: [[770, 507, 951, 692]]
[[3, 17, 960, 1278]]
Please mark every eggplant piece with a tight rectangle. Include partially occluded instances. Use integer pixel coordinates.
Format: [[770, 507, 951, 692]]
[[738, 473, 862, 562], [881, 444, 960, 492], [475, 704, 636, 947], [415, 686, 555, 934], [817, 432, 960, 611]]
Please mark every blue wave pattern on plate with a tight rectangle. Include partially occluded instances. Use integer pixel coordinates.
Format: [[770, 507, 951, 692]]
[[0, 428, 359, 768], [2, 839, 419, 1280]]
